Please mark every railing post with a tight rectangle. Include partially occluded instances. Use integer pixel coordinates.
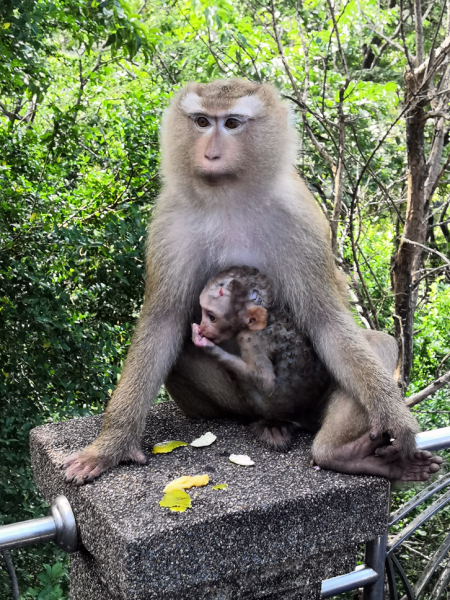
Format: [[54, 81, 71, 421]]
[[363, 532, 388, 600]]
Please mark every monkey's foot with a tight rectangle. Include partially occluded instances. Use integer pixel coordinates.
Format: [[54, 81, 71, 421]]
[[63, 445, 147, 485], [251, 420, 296, 452], [313, 431, 443, 482]]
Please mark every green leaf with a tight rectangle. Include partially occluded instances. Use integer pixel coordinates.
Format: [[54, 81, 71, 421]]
[[159, 490, 192, 512], [152, 440, 188, 454], [212, 483, 228, 490], [384, 82, 397, 93]]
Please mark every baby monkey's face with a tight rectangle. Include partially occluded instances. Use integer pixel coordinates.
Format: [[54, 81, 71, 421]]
[[198, 287, 236, 344], [198, 281, 267, 344]]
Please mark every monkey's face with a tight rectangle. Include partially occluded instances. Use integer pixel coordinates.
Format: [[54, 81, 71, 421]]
[[190, 114, 246, 186], [198, 280, 268, 343], [160, 80, 297, 190], [198, 289, 236, 343], [180, 92, 263, 186]]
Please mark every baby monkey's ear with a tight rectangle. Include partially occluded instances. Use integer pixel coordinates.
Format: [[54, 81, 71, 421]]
[[246, 305, 267, 330]]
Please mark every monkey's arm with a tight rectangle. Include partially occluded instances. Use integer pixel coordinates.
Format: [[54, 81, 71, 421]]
[[192, 324, 275, 395], [278, 237, 419, 456], [64, 306, 187, 484], [64, 219, 202, 485]]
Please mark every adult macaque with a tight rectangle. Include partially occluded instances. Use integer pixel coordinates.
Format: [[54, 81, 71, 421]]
[[192, 266, 331, 450], [64, 79, 442, 484]]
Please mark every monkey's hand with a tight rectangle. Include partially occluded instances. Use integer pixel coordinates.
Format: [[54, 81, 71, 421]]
[[63, 443, 147, 485], [192, 323, 216, 349]]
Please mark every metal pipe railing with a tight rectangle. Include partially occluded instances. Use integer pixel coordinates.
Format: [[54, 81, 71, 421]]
[[321, 426, 450, 598], [321, 566, 378, 597], [416, 426, 450, 451], [0, 496, 77, 554]]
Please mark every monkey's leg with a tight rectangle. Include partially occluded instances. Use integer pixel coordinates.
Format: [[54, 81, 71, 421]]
[[311, 331, 443, 481], [168, 348, 297, 450], [250, 420, 299, 452], [166, 343, 257, 420], [300, 286, 421, 459], [311, 395, 443, 480]]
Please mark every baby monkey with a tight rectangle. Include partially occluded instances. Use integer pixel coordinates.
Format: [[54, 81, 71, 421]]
[[192, 267, 443, 480], [192, 266, 331, 450]]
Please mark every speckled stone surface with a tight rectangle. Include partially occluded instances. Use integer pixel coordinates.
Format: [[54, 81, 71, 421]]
[[30, 401, 390, 600]]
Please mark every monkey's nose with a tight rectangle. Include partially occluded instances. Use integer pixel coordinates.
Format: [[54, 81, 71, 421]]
[[204, 135, 221, 161], [204, 151, 221, 161]]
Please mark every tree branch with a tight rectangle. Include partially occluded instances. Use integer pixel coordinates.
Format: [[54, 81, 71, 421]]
[[414, 0, 424, 65], [302, 116, 337, 174], [406, 369, 450, 407], [330, 87, 346, 254], [326, 0, 349, 79], [414, 34, 450, 78], [403, 238, 450, 266], [268, 0, 302, 97], [0, 101, 22, 123], [363, 23, 407, 55]]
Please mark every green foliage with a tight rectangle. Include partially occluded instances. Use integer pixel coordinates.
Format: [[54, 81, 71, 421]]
[[21, 560, 69, 599], [411, 281, 450, 386], [0, 0, 449, 597]]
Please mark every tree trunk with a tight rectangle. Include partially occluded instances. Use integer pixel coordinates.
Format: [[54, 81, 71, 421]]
[[391, 72, 429, 387]]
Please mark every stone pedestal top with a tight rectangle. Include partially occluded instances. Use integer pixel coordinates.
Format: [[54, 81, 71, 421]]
[[30, 401, 390, 600]]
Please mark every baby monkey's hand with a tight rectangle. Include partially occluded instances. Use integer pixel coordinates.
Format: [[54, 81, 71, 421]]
[[192, 323, 216, 349]]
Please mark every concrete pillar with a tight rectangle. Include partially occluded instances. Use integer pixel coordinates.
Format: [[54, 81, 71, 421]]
[[30, 402, 390, 600]]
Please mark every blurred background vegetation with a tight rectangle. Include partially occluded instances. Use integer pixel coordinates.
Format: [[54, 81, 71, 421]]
[[0, 0, 449, 598]]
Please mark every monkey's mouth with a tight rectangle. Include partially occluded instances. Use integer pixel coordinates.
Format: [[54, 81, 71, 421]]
[[196, 170, 239, 186], [201, 331, 217, 343]]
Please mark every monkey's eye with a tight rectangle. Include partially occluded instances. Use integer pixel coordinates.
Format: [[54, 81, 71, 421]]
[[224, 117, 241, 130], [196, 116, 211, 128], [207, 312, 216, 323]]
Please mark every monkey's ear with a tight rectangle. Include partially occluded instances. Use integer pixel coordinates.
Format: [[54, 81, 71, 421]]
[[246, 306, 267, 330]]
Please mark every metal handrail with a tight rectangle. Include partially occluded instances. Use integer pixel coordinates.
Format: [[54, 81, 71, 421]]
[[321, 426, 450, 598], [389, 472, 450, 526], [387, 488, 450, 555], [321, 566, 378, 597], [416, 426, 450, 451], [0, 496, 77, 554]]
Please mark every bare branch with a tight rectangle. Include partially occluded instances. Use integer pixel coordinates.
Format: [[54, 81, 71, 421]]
[[303, 117, 337, 173], [424, 0, 447, 80], [339, 263, 375, 329], [406, 369, 450, 407], [118, 62, 137, 80], [429, 87, 450, 99], [400, 0, 417, 74], [326, 0, 349, 79], [230, 33, 262, 83], [436, 351, 450, 374], [349, 208, 380, 330], [414, 34, 450, 77], [155, 47, 177, 85], [330, 87, 346, 254], [414, 0, 424, 65], [422, 111, 450, 120], [363, 23, 407, 55], [268, 1, 302, 96], [403, 238, 450, 266], [425, 128, 450, 202], [295, 4, 310, 102], [0, 101, 22, 123], [412, 264, 449, 287], [423, 0, 439, 22]]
